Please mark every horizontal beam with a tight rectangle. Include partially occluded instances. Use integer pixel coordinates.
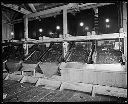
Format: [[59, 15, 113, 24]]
[[1, 2, 31, 14], [26, 3, 95, 18], [12, 3, 114, 24], [27, 3, 113, 18], [64, 33, 126, 42], [4, 33, 125, 44], [21, 33, 126, 44], [24, 38, 64, 44]]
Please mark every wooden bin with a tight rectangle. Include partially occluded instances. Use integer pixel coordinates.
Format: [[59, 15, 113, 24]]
[[5, 60, 22, 73], [60, 62, 84, 83], [83, 64, 127, 88]]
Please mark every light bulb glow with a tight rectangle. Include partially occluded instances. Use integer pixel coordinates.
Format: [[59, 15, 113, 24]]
[[85, 26, 89, 31], [80, 22, 84, 26], [11, 32, 14, 35], [105, 18, 110, 23], [56, 26, 60, 30], [39, 28, 43, 32]]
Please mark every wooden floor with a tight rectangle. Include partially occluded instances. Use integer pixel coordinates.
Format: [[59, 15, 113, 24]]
[[3, 80, 127, 102]]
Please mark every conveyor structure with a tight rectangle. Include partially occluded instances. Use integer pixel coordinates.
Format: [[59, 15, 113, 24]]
[[3, 2, 127, 99]]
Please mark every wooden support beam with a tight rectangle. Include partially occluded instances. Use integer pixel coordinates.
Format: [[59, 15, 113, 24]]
[[93, 7, 99, 35], [63, 8, 68, 58], [1, 2, 31, 15], [12, 3, 114, 23], [26, 3, 113, 19], [64, 33, 126, 42], [26, 3, 76, 18], [21, 33, 126, 44], [28, 3, 36, 12], [123, 2, 127, 33], [123, 2, 127, 70], [63, 8, 67, 38], [24, 16, 29, 55], [12, 18, 23, 24]]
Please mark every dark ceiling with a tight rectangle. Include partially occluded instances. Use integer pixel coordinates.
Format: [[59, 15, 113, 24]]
[[2, 3, 69, 23]]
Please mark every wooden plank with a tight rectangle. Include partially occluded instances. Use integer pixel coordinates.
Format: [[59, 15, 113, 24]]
[[83, 65, 127, 88], [27, 3, 113, 18], [28, 4, 36, 12], [64, 33, 125, 41], [36, 78, 62, 89], [93, 85, 127, 98], [123, 2, 127, 33], [60, 82, 93, 94], [23, 33, 126, 44], [5, 74, 24, 82], [24, 16, 29, 56]]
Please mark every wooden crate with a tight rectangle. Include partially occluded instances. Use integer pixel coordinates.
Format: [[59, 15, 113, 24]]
[[83, 64, 127, 88], [92, 85, 127, 98], [39, 62, 59, 78], [5, 61, 22, 73], [60, 62, 84, 83]]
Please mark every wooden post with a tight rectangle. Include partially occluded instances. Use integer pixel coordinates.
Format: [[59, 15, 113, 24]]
[[123, 2, 127, 33], [24, 15, 28, 56], [93, 7, 99, 35], [63, 8, 67, 38], [123, 2, 127, 71], [63, 42, 68, 59], [63, 8, 68, 58]]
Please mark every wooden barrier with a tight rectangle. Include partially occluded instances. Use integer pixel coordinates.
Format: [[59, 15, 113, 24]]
[[92, 85, 127, 98], [83, 64, 127, 88], [59, 82, 93, 94], [35, 78, 62, 90], [4, 73, 24, 81], [20, 76, 39, 84], [60, 62, 84, 83], [20, 73, 45, 83]]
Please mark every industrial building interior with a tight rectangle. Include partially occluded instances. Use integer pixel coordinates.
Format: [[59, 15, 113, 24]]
[[2, 2, 127, 102]]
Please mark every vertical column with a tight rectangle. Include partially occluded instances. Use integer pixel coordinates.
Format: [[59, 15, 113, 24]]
[[24, 15, 29, 56], [123, 2, 127, 33], [63, 8, 67, 38], [63, 8, 68, 59], [123, 2, 127, 70], [93, 7, 99, 35]]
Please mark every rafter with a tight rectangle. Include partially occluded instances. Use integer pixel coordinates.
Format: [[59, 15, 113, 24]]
[[28, 3, 36, 12], [1, 2, 31, 15], [26, 3, 114, 18]]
